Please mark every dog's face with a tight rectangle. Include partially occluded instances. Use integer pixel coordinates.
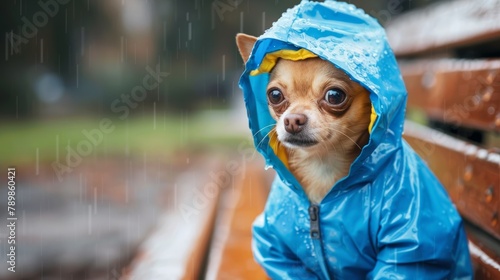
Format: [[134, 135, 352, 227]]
[[236, 34, 371, 155], [267, 58, 371, 153]]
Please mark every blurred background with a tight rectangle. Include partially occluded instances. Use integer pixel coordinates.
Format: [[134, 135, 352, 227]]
[[0, 0, 449, 279]]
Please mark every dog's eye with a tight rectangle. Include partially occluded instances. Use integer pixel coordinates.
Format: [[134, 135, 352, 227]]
[[268, 89, 284, 105], [325, 88, 346, 105]]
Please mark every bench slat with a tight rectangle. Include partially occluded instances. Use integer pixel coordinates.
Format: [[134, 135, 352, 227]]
[[469, 241, 500, 279], [401, 59, 500, 132], [404, 121, 500, 240], [386, 0, 500, 56], [205, 160, 271, 279], [123, 164, 221, 280], [466, 221, 500, 279], [212, 163, 270, 279]]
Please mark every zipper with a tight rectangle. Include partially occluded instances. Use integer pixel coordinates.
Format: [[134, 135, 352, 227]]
[[309, 204, 331, 280], [309, 204, 321, 239]]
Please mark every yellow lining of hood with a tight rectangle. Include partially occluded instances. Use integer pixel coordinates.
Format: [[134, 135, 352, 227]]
[[250, 49, 318, 76], [269, 132, 289, 169], [368, 105, 377, 134]]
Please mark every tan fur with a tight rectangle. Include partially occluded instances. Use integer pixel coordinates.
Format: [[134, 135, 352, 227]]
[[236, 34, 371, 203]]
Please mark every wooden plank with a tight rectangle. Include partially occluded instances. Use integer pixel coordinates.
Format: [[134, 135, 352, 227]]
[[466, 222, 500, 279], [206, 160, 270, 280], [123, 162, 222, 280], [469, 241, 500, 279], [401, 59, 500, 132], [183, 191, 219, 280], [404, 121, 500, 240], [386, 0, 500, 56]]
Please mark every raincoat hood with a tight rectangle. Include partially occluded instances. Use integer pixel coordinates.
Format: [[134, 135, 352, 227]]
[[239, 1, 472, 279], [240, 0, 406, 196]]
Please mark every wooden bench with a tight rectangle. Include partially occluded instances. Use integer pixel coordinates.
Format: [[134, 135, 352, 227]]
[[386, 0, 500, 278]]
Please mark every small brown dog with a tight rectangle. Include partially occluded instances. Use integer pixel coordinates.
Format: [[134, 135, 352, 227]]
[[236, 34, 371, 203]]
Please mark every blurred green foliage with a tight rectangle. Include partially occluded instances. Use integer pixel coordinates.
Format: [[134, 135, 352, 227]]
[[0, 113, 251, 165]]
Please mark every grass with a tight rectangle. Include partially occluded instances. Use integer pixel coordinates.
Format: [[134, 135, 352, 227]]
[[0, 112, 252, 165]]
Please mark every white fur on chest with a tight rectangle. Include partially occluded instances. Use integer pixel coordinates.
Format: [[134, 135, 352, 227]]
[[289, 150, 351, 204]]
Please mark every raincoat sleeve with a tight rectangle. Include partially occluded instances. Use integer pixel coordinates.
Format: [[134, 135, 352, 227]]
[[253, 213, 320, 280], [367, 161, 473, 279], [367, 229, 472, 279], [368, 227, 471, 280]]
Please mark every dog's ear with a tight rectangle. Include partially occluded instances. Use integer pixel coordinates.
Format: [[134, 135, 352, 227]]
[[236, 33, 257, 64]]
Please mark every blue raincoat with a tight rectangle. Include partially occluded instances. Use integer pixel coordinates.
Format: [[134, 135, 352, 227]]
[[238, 1, 473, 279]]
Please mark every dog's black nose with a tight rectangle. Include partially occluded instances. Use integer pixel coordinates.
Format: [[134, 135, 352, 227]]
[[284, 114, 308, 134]]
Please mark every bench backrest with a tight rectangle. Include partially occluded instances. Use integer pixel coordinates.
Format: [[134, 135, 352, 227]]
[[386, 0, 500, 278]]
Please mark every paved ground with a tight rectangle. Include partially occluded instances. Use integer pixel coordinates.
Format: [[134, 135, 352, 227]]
[[0, 155, 194, 280]]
